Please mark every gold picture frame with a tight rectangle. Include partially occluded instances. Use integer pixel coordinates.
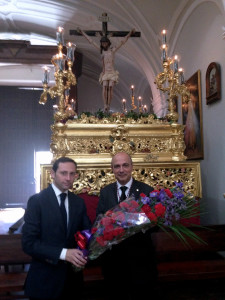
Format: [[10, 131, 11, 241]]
[[182, 70, 204, 160], [206, 62, 221, 105]]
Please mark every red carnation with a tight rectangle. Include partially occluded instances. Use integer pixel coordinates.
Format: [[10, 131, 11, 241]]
[[115, 212, 126, 222], [140, 193, 146, 197], [141, 204, 152, 214], [119, 202, 130, 209], [101, 217, 114, 227], [147, 211, 157, 222], [96, 236, 106, 246], [155, 203, 166, 217], [165, 189, 173, 198], [91, 227, 97, 234]]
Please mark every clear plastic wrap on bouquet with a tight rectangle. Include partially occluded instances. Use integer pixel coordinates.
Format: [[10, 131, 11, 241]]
[[88, 196, 151, 260]]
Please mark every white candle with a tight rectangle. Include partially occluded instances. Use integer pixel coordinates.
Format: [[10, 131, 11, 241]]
[[174, 55, 178, 73], [57, 52, 66, 72], [138, 96, 142, 107], [131, 85, 134, 97], [162, 44, 167, 62], [71, 98, 76, 110], [56, 27, 64, 45], [143, 105, 147, 113], [178, 68, 184, 84], [122, 98, 126, 111], [66, 42, 76, 62], [42, 66, 49, 84], [162, 29, 167, 44]]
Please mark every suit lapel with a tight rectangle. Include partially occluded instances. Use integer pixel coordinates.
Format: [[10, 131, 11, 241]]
[[129, 179, 139, 199], [112, 182, 118, 204], [108, 183, 118, 208], [67, 192, 75, 235]]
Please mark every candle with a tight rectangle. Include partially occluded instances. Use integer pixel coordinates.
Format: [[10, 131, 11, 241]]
[[143, 105, 147, 113], [42, 66, 50, 84], [162, 29, 167, 44], [66, 42, 76, 62], [179, 68, 184, 84], [162, 44, 167, 62], [57, 52, 66, 72], [138, 96, 142, 107], [71, 98, 76, 111], [53, 104, 58, 112], [65, 89, 70, 97], [56, 27, 64, 45], [174, 55, 178, 73], [131, 85, 134, 97], [122, 98, 126, 111]]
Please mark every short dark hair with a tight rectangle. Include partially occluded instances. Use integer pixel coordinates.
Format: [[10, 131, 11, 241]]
[[52, 157, 77, 172]]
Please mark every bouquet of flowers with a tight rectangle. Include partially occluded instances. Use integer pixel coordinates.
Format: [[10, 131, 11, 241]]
[[74, 181, 204, 268]]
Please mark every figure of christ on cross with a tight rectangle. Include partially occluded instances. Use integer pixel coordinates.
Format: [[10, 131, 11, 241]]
[[71, 13, 140, 113], [77, 27, 135, 112]]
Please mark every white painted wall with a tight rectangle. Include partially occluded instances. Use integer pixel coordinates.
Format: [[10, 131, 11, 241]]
[[175, 1, 225, 225]]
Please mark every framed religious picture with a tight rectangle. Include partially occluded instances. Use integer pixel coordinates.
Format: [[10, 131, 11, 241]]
[[182, 70, 204, 160], [206, 62, 221, 105]]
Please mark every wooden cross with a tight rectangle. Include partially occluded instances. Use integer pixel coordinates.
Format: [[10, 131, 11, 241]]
[[70, 12, 141, 38]]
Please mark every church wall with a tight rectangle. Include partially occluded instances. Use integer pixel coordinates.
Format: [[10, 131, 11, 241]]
[[175, 1, 225, 225], [0, 86, 53, 207]]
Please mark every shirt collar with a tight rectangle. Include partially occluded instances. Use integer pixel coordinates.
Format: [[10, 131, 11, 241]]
[[117, 177, 133, 189], [51, 183, 68, 198]]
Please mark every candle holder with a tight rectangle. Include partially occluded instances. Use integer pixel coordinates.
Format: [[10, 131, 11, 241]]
[[154, 30, 190, 123], [39, 27, 77, 124]]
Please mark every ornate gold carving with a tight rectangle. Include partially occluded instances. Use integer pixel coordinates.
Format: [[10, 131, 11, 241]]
[[41, 161, 201, 197], [72, 113, 159, 124], [154, 59, 191, 123], [49, 117, 187, 162]]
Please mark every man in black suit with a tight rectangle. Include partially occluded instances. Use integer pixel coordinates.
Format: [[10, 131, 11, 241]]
[[22, 157, 91, 300], [97, 152, 158, 300]]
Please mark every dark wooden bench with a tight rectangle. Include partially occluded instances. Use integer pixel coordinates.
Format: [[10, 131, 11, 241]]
[[0, 234, 31, 299], [82, 224, 225, 286], [152, 224, 225, 282]]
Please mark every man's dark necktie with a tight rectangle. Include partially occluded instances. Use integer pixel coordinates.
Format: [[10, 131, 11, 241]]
[[120, 186, 128, 202], [60, 193, 67, 230]]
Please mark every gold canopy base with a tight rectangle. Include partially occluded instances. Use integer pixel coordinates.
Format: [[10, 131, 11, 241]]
[[40, 114, 201, 197]]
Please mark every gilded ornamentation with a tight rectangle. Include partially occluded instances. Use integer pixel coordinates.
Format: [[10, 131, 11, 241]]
[[39, 27, 77, 124], [71, 113, 162, 125], [41, 162, 202, 197], [154, 59, 191, 124], [49, 118, 187, 162]]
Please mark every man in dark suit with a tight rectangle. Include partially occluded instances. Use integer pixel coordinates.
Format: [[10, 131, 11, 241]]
[[22, 157, 91, 300], [97, 152, 158, 300]]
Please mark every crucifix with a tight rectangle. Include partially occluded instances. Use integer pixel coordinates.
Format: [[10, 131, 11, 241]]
[[70, 12, 141, 38], [70, 12, 141, 113]]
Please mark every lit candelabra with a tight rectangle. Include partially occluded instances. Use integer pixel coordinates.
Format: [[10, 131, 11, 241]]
[[154, 29, 190, 123], [39, 27, 77, 123]]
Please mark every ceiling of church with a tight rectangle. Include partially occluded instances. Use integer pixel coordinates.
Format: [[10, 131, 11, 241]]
[[0, 0, 215, 115]]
